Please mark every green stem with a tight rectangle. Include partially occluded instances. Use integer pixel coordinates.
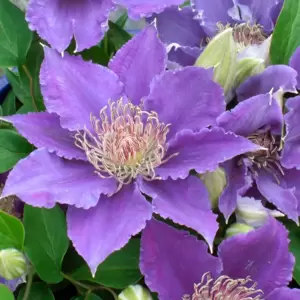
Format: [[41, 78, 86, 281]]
[[22, 268, 35, 300], [62, 273, 90, 290], [62, 273, 118, 300], [21, 64, 38, 112]]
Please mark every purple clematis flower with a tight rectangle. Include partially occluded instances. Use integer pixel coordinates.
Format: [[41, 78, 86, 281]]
[[0, 26, 260, 274], [217, 87, 300, 222], [152, 0, 283, 67], [140, 217, 300, 299], [26, 0, 185, 53]]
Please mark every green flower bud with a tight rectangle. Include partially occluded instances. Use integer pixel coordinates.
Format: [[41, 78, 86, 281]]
[[199, 168, 227, 209], [236, 196, 284, 228], [195, 28, 237, 95], [0, 249, 27, 280], [235, 57, 265, 87], [226, 223, 254, 238], [118, 285, 153, 300]]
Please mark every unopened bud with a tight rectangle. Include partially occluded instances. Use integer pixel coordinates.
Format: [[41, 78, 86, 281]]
[[195, 28, 237, 95], [118, 285, 153, 300], [0, 249, 27, 280], [199, 168, 227, 209], [226, 223, 254, 238], [235, 57, 265, 87], [236, 196, 284, 228]]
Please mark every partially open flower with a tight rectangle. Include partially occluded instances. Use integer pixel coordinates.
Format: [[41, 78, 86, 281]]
[[152, 1, 282, 101], [217, 92, 300, 223]]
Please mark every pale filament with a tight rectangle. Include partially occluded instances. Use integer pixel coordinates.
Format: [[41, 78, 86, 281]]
[[75, 98, 177, 187], [183, 272, 264, 300]]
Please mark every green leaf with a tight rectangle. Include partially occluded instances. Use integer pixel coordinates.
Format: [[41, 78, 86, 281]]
[[17, 282, 55, 300], [72, 294, 102, 300], [1, 91, 16, 116], [23, 205, 69, 283], [0, 284, 14, 300], [284, 220, 300, 283], [270, 0, 300, 65], [107, 21, 131, 52], [5, 38, 45, 112], [0, 129, 32, 173], [0, 210, 24, 250], [80, 46, 110, 66], [70, 239, 142, 289], [0, 0, 32, 67]]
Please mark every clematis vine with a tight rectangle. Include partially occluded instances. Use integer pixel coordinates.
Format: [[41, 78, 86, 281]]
[[25, 0, 185, 53], [140, 217, 300, 299], [0, 26, 260, 274]]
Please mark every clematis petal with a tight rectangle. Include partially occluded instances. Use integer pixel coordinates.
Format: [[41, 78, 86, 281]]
[[0, 277, 24, 292], [67, 183, 152, 275], [168, 45, 202, 67], [109, 25, 166, 105], [26, 0, 114, 52], [144, 67, 224, 138], [236, 0, 283, 32], [219, 217, 295, 295], [217, 93, 283, 136], [281, 96, 300, 169], [237, 65, 298, 102], [289, 46, 300, 89], [156, 127, 262, 180], [113, 0, 184, 19], [1, 148, 117, 209], [192, 0, 234, 35], [40, 48, 123, 131], [219, 159, 253, 221], [279, 168, 300, 216], [267, 287, 300, 299], [140, 219, 222, 300], [1, 112, 86, 160], [256, 169, 298, 223], [152, 6, 206, 47], [138, 176, 218, 252]]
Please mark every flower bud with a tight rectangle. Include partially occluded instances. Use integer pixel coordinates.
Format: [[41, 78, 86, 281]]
[[118, 285, 153, 300], [195, 28, 237, 95], [0, 249, 27, 280], [226, 223, 254, 238], [236, 196, 284, 228], [235, 57, 265, 87], [199, 168, 227, 209]]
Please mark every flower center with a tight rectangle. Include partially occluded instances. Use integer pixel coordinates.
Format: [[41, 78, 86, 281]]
[[216, 22, 266, 52], [232, 23, 266, 49], [75, 98, 175, 186], [183, 272, 264, 300], [245, 131, 284, 183]]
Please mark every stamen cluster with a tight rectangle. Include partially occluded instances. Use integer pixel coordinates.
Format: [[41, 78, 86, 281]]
[[215, 22, 266, 52], [75, 99, 174, 186], [232, 23, 266, 49], [246, 131, 284, 183], [183, 272, 264, 300]]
